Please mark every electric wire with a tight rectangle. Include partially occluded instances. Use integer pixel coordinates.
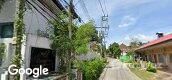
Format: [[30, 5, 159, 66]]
[[98, 0, 105, 16], [79, 0, 92, 20], [103, 0, 108, 15]]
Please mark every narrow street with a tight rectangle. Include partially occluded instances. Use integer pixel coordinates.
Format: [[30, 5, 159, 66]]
[[99, 58, 141, 80]]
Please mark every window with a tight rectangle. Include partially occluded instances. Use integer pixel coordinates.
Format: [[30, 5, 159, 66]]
[[0, 22, 14, 38], [158, 54, 164, 63], [170, 54, 172, 62]]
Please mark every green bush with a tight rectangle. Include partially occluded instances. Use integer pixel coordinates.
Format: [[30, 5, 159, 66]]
[[120, 55, 133, 63], [76, 58, 106, 80], [0, 43, 6, 59], [146, 61, 156, 73]]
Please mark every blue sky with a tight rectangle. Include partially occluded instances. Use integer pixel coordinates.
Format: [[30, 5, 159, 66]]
[[74, 0, 172, 46]]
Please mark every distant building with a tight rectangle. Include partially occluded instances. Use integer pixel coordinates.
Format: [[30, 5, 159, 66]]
[[135, 33, 172, 71], [119, 43, 129, 55], [119, 43, 140, 55]]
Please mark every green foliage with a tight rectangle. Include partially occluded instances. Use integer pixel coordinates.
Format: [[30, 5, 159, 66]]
[[146, 61, 156, 73], [13, 0, 25, 64], [129, 38, 143, 49], [120, 51, 134, 63], [131, 61, 140, 68], [12, 0, 26, 79], [50, 11, 77, 73], [0, 0, 5, 11], [0, 43, 6, 60], [74, 22, 98, 54], [108, 42, 121, 58], [75, 58, 106, 80], [126, 51, 134, 56], [120, 55, 133, 63], [130, 67, 155, 80], [50, 21, 69, 73]]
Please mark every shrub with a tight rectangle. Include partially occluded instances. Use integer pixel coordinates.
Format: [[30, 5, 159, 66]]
[[75, 58, 106, 80], [146, 61, 156, 73], [0, 43, 5, 59], [120, 55, 133, 63]]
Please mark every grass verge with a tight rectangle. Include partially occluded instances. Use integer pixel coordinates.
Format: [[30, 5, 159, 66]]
[[130, 68, 156, 80]]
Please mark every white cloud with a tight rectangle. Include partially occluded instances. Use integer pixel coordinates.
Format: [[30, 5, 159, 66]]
[[105, 0, 156, 15], [118, 16, 137, 28], [74, 0, 156, 23], [121, 34, 155, 46]]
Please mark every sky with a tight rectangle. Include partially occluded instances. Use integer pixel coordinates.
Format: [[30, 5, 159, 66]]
[[74, 0, 172, 46]]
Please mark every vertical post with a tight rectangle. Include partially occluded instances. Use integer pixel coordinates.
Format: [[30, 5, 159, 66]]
[[68, 0, 73, 79]]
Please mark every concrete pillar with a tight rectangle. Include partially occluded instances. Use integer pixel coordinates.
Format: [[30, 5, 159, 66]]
[[164, 54, 169, 65], [20, 35, 27, 80], [55, 53, 59, 72]]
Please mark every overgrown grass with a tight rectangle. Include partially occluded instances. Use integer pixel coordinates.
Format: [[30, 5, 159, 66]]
[[130, 68, 156, 80], [75, 58, 106, 80]]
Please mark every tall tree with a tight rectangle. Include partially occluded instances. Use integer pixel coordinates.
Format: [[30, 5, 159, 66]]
[[50, 10, 77, 73], [74, 22, 99, 54], [108, 42, 121, 58], [129, 38, 143, 52]]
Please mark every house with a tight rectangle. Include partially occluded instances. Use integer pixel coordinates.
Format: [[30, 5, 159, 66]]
[[0, 0, 78, 79], [119, 43, 129, 55], [135, 33, 172, 72], [119, 43, 138, 55]]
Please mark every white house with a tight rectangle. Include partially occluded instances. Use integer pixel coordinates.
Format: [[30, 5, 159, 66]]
[[0, 0, 78, 80]]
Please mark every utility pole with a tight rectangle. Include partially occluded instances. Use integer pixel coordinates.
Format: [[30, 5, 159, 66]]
[[96, 15, 109, 57], [68, 0, 73, 79]]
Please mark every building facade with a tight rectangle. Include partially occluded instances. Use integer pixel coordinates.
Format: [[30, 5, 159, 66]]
[[0, 0, 78, 79], [136, 34, 172, 72]]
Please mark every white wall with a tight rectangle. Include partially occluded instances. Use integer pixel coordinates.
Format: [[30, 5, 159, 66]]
[[23, 34, 60, 79], [27, 34, 51, 49], [24, 1, 52, 35], [24, 34, 51, 68], [0, 0, 15, 76], [0, 0, 16, 23], [0, 0, 52, 35], [0, 1, 60, 79], [0, 39, 13, 67], [166, 54, 172, 72]]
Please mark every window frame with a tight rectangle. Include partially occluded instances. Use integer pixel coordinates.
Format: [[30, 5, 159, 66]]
[[0, 22, 14, 38], [170, 54, 172, 62]]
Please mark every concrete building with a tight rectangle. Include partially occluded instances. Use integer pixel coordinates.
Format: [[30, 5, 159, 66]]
[[136, 33, 172, 72], [0, 0, 78, 79]]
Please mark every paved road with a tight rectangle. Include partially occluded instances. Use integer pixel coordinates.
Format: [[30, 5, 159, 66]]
[[99, 58, 142, 80]]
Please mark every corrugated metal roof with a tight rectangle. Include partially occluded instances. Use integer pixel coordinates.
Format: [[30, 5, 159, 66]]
[[137, 34, 172, 50]]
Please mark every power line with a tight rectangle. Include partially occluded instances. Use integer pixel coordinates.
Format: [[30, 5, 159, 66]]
[[98, 0, 105, 15], [103, 0, 108, 14], [79, 0, 92, 20], [60, 0, 84, 24], [74, 0, 81, 6]]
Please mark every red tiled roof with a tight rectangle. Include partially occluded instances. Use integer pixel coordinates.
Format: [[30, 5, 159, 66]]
[[138, 34, 172, 50]]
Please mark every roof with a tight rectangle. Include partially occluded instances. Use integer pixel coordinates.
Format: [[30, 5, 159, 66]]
[[119, 43, 127, 49], [37, 0, 78, 19], [137, 34, 172, 50], [53, 0, 79, 19]]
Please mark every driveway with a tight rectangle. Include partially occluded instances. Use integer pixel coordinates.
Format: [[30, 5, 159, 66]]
[[99, 58, 141, 80]]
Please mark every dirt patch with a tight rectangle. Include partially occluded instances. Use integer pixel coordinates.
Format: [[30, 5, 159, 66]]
[[155, 70, 172, 80]]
